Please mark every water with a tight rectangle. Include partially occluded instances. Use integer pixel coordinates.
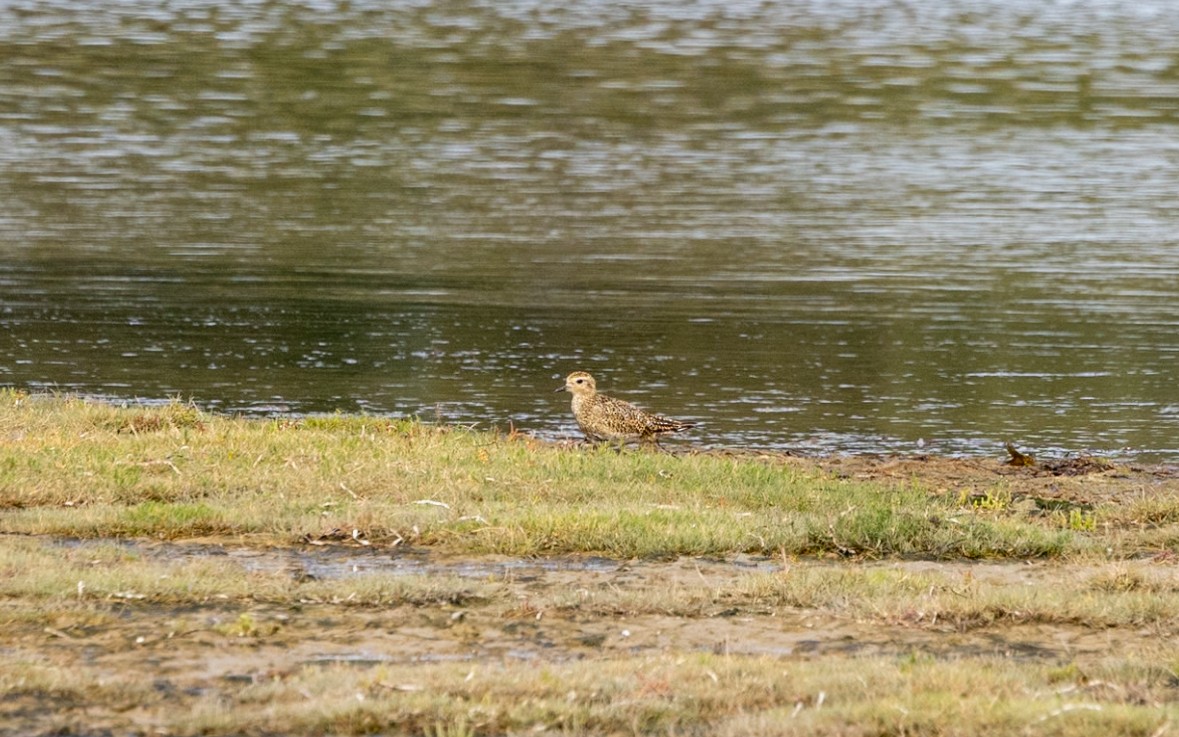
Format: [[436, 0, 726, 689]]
[[2, 0, 1179, 460]]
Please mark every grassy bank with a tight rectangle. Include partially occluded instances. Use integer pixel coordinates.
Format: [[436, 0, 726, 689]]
[[3, 390, 1177, 559]]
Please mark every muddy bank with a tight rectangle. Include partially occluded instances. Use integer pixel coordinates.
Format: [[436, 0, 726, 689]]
[[12, 537, 1171, 670], [720, 449, 1179, 504]]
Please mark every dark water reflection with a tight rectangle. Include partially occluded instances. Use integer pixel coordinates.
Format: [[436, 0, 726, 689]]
[[2, 1, 1179, 459]]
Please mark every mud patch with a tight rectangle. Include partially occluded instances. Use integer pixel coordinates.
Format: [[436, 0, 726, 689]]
[[7, 535, 1179, 735], [18, 538, 1158, 667]]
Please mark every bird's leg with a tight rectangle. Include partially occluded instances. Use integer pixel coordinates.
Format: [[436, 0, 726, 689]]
[[653, 438, 675, 454]]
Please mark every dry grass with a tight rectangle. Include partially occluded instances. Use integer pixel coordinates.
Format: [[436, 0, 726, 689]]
[[5, 648, 1177, 736], [180, 654, 1179, 736]]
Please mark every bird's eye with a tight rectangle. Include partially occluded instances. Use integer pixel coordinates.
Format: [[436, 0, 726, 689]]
[[575, 378, 584, 384]]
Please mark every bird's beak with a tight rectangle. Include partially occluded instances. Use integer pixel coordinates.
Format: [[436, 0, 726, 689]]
[[554, 384, 568, 393]]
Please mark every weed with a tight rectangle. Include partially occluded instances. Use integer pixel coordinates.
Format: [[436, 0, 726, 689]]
[[962, 487, 1012, 512], [425, 719, 476, 737], [1065, 508, 1098, 532]]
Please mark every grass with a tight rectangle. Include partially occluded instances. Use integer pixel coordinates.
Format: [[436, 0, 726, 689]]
[[0, 536, 493, 610], [3, 535, 1179, 631], [5, 530, 1179, 736], [4, 390, 1169, 560], [4, 392, 1179, 736], [5, 647, 1177, 736]]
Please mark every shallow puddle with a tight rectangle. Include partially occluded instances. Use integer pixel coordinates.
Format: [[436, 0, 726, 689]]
[[49, 535, 1053, 588], [38, 534, 1120, 668], [53, 536, 630, 581]]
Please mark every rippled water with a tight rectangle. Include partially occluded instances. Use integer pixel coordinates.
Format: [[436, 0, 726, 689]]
[[2, 1, 1179, 459]]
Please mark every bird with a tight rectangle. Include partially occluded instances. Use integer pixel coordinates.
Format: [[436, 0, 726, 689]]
[[555, 371, 695, 446]]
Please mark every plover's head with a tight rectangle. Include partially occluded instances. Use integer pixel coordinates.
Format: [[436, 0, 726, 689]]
[[556, 371, 597, 396]]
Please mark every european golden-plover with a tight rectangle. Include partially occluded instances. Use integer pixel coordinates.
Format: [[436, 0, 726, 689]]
[[555, 371, 695, 445]]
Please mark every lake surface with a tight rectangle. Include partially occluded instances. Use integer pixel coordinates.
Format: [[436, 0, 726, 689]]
[[2, 0, 1179, 460]]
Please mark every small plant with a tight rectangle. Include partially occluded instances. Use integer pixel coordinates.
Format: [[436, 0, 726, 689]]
[[1066, 508, 1097, 532], [1087, 567, 1149, 593], [898, 649, 937, 671], [1046, 662, 1084, 684], [961, 488, 1012, 511], [214, 612, 280, 638], [0, 387, 29, 403], [426, 719, 476, 737]]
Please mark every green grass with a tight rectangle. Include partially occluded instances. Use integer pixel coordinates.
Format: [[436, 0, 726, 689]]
[[2, 391, 1154, 559]]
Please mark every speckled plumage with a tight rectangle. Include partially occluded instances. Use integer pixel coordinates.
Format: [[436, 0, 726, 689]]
[[556, 371, 695, 444]]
